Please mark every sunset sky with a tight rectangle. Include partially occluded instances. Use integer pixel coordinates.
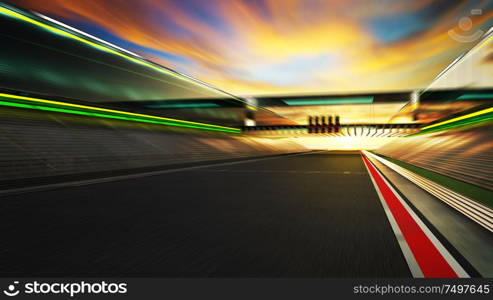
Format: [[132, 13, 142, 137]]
[[8, 0, 493, 96]]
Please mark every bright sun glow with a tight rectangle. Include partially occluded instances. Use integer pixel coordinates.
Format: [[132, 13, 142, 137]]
[[292, 136, 397, 150]]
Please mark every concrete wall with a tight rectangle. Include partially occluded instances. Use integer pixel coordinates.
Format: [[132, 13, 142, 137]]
[[0, 107, 306, 184]]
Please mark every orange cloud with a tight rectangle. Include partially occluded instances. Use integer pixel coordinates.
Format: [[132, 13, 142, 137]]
[[8, 0, 493, 96]]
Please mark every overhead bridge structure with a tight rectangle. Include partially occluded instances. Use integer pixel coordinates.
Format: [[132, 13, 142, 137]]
[[242, 124, 421, 137]]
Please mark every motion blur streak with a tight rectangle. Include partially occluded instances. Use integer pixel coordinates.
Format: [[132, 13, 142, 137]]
[[8, 0, 493, 95], [0, 4, 240, 100], [0, 93, 241, 133], [291, 136, 397, 150], [362, 152, 464, 278], [421, 107, 493, 130], [2, 0, 493, 279]]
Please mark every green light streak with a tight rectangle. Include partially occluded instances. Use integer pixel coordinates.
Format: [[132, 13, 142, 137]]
[[0, 94, 240, 133], [408, 112, 493, 137], [457, 94, 493, 100], [283, 97, 374, 106], [147, 103, 220, 109], [421, 107, 493, 130]]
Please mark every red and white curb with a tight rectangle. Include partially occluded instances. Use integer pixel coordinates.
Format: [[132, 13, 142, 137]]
[[361, 151, 469, 278], [364, 151, 493, 233]]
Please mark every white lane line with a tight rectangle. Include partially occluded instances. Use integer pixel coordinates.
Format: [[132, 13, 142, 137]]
[[361, 153, 424, 278]]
